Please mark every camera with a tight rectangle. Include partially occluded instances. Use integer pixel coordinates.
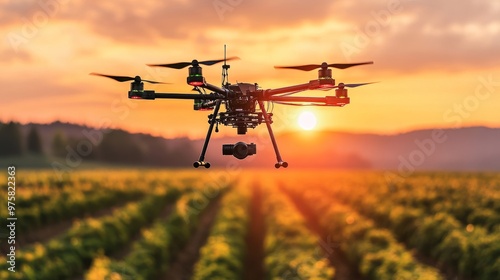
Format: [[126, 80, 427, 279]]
[[222, 142, 256, 159]]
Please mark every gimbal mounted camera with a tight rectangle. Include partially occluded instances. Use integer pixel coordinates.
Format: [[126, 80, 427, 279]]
[[223, 142, 256, 160]]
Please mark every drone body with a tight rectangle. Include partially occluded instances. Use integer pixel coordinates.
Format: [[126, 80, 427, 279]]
[[91, 47, 374, 168]]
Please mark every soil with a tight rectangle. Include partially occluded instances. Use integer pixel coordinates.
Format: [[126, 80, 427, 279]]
[[243, 183, 266, 280], [280, 185, 365, 280], [159, 195, 222, 280]]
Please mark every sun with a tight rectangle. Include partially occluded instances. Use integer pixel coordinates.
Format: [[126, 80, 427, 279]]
[[298, 111, 317, 131]]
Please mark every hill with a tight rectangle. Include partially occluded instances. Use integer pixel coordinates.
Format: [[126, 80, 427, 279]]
[[3, 121, 500, 171]]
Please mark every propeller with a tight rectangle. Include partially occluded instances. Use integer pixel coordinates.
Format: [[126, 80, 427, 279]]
[[275, 61, 373, 71], [147, 57, 240, 69], [90, 73, 167, 84], [336, 82, 377, 88]]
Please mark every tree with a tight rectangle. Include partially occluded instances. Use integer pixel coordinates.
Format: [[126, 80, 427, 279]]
[[0, 121, 23, 156], [27, 126, 43, 154], [51, 130, 67, 158], [98, 130, 144, 164]]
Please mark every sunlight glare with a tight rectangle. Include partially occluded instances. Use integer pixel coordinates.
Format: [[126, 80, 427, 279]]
[[298, 111, 317, 130]]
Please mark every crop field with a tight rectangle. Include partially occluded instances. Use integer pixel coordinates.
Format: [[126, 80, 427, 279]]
[[0, 170, 499, 280]]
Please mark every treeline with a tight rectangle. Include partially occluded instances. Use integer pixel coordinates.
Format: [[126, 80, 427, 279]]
[[84, 129, 199, 166], [0, 121, 42, 156], [0, 121, 197, 167]]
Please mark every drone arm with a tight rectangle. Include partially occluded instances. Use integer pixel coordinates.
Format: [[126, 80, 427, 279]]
[[267, 95, 350, 106], [130, 90, 224, 101], [154, 93, 224, 100], [200, 83, 229, 96], [267, 96, 327, 102], [263, 79, 335, 97], [263, 82, 311, 97]]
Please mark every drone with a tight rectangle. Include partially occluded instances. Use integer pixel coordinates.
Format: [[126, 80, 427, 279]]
[[91, 47, 374, 168]]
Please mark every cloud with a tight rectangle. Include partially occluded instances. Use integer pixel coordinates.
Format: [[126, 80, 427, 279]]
[[323, 0, 500, 73], [2, 0, 498, 73], [1, 0, 338, 43]]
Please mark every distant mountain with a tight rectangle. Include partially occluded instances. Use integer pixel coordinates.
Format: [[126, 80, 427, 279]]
[[279, 127, 500, 171], [8, 121, 500, 171]]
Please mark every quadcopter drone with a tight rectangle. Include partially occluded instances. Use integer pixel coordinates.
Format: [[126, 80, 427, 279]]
[[91, 47, 374, 168]]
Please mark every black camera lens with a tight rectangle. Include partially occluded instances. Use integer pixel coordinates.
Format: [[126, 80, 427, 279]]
[[222, 142, 256, 159], [233, 142, 249, 159]]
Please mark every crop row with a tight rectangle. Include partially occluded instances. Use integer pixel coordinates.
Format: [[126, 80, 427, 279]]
[[319, 179, 500, 279], [377, 173, 500, 231], [1, 178, 97, 211], [1, 170, 138, 201], [283, 171, 500, 232], [282, 183, 443, 280], [0, 186, 180, 280], [191, 181, 251, 280], [0, 170, 190, 209], [84, 187, 225, 280], [262, 185, 335, 279], [1, 171, 217, 234], [15, 187, 145, 232]]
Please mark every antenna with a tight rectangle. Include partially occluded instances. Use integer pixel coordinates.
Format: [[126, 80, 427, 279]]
[[222, 44, 230, 87]]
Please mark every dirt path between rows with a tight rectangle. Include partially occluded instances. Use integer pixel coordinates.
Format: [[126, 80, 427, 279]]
[[110, 203, 175, 260], [280, 185, 365, 280], [159, 196, 222, 280], [243, 183, 265, 280]]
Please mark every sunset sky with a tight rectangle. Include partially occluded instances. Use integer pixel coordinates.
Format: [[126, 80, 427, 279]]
[[2, 0, 500, 138]]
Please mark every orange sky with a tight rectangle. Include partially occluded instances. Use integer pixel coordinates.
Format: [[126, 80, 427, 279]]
[[2, 0, 500, 138]]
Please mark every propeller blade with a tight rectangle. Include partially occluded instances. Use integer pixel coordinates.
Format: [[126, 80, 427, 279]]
[[199, 56, 240, 66], [90, 73, 168, 84], [90, 73, 135, 82], [148, 57, 240, 69], [274, 64, 322, 71], [141, 79, 167, 84], [328, 62, 373, 69], [275, 61, 373, 71], [338, 82, 378, 88], [147, 62, 192, 69]]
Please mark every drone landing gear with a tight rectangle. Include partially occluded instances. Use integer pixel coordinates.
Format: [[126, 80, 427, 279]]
[[193, 161, 210, 168], [257, 100, 288, 169], [194, 100, 222, 169], [275, 161, 288, 168]]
